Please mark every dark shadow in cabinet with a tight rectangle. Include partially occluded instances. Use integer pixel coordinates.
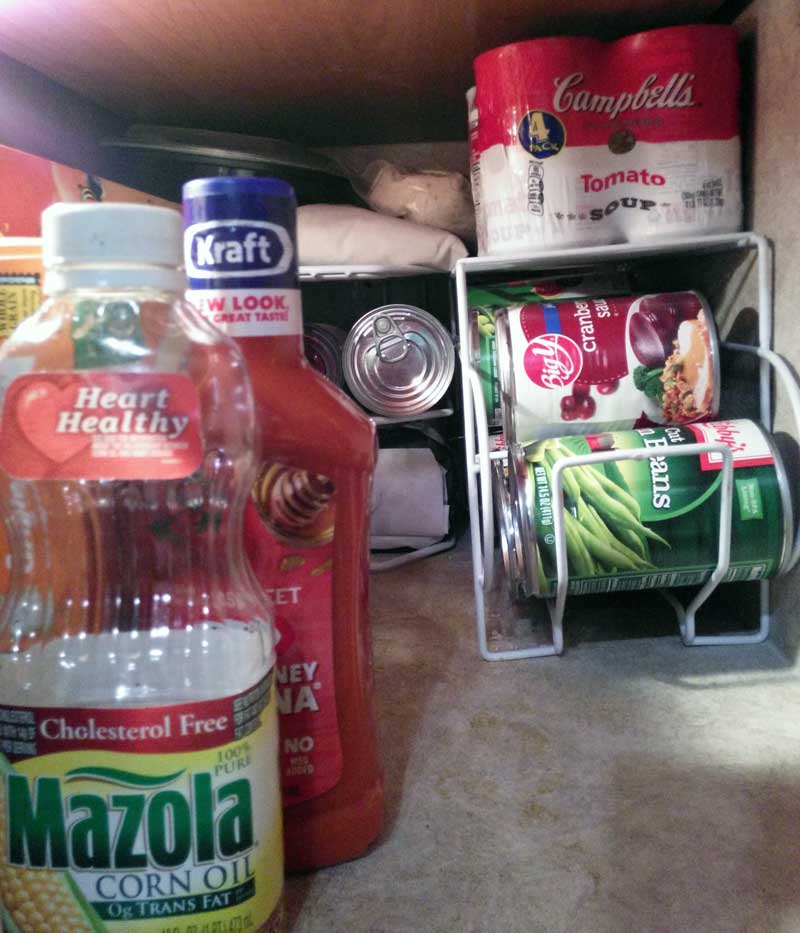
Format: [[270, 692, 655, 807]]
[[301, 274, 468, 540], [488, 581, 765, 654], [737, 25, 758, 232]]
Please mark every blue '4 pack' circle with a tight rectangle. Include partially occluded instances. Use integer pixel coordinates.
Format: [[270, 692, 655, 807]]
[[518, 111, 566, 159]]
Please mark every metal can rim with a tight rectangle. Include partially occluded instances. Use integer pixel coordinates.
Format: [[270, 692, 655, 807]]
[[492, 459, 513, 586], [494, 309, 518, 446], [756, 421, 796, 576], [467, 311, 481, 369], [508, 441, 544, 598], [492, 458, 526, 600]]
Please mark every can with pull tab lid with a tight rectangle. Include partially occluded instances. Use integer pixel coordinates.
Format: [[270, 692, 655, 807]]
[[304, 322, 346, 386], [343, 304, 455, 417]]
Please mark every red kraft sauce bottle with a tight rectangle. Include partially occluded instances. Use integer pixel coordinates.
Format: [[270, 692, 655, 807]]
[[182, 177, 383, 870]]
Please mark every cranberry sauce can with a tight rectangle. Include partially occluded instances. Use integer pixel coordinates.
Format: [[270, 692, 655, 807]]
[[509, 419, 793, 598], [495, 290, 720, 446], [468, 271, 632, 430]]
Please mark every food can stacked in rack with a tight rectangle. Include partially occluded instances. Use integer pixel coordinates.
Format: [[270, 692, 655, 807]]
[[507, 419, 793, 597], [492, 458, 525, 598], [468, 271, 631, 432], [480, 286, 795, 604], [495, 290, 719, 443]]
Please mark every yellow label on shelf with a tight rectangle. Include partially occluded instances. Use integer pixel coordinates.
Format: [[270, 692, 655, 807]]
[[0, 239, 42, 341]]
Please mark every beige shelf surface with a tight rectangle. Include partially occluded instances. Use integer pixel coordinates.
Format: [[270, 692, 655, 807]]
[[285, 536, 800, 931]]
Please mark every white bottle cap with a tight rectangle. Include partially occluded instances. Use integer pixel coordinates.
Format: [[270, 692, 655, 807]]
[[42, 202, 185, 294]]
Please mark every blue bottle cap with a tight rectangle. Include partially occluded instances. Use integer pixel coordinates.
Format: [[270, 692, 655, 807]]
[[182, 176, 296, 203], [182, 176, 298, 290]]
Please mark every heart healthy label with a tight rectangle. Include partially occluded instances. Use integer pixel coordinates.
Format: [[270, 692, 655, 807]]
[[0, 372, 203, 481], [0, 675, 283, 932]]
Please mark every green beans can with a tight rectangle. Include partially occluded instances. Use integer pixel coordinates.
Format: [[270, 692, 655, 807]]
[[470, 307, 502, 427], [509, 419, 794, 598]]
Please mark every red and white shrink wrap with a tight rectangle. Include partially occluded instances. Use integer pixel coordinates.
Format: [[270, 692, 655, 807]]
[[471, 25, 742, 254]]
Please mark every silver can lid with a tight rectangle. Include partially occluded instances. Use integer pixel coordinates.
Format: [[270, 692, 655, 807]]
[[492, 458, 525, 600], [343, 304, 455, 417], [493, 309, 520, 446], [304, 323, 345, 387], [508, 442, 543, 597]]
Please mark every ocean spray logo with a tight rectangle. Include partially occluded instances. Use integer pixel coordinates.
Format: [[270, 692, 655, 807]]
[[184, 219, 293, 279]]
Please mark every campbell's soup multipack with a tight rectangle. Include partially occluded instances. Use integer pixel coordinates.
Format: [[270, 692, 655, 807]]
[[470, 25, 742, 254]]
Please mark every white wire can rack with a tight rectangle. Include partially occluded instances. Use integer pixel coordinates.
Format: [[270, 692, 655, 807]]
[[453, 232, 800, 661]]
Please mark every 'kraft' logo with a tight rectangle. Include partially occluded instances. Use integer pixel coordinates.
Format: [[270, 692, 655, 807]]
[[184, 220, 293, 279]]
